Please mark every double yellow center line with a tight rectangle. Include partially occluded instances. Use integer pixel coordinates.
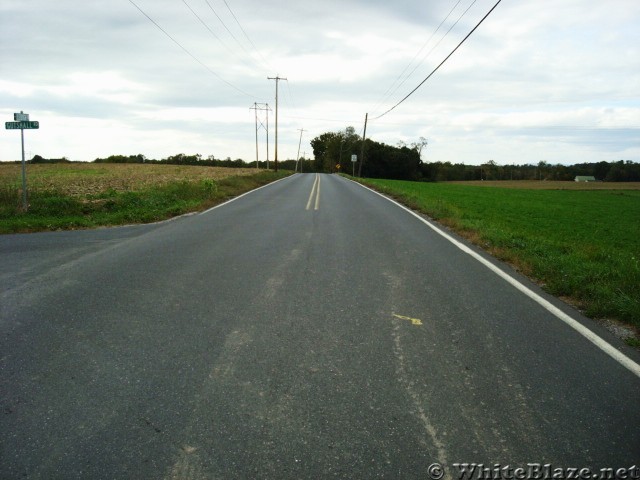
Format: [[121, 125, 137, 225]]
[[305, 174, 321, 211]]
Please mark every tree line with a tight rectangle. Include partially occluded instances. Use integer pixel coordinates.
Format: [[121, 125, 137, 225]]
[[25, 153, 302, 170], [309, 127, 640, 182], [92, 153, 251, 168], [419, 159, 640, 182], [91, 153, 302, 171], [24, 137, 640, 182]]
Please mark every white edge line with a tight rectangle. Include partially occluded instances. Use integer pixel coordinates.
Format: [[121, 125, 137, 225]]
[[351, 178, 640, 379], [200, 173, 295, 215]]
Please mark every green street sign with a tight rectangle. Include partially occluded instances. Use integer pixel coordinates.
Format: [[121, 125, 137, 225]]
[[5, 121, 39, 130], [6, 112, 39, 211]]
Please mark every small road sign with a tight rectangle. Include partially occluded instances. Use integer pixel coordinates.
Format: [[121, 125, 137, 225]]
[[5, 111, 39, 211], [351, 154, 357, 162], [5, 121, 39, 130]]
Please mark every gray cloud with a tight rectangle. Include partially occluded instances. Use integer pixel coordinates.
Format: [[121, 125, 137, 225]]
[[1, 0, 638, 164]]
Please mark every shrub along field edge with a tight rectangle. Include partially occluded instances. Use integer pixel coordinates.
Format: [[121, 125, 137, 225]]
[[354, 177, 640, 339]]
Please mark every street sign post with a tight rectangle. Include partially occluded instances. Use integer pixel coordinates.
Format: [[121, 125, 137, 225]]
[[5, 112, 39, 211], [351, 154, 357, 176]]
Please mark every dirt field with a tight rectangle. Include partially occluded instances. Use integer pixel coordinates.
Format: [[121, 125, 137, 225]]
[[0, 163, 260, 197], [447, 180, 640, 190]]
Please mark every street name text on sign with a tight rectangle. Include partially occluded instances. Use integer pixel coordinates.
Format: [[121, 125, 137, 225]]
[[5, 121, 39, 130]]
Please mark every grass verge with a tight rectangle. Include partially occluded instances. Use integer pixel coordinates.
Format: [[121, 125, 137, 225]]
[[0, 170, 291, 234], [355, 177, 640, 336]]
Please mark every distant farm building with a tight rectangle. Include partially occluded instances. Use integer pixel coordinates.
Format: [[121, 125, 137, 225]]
[[574, 176, 596, 182]]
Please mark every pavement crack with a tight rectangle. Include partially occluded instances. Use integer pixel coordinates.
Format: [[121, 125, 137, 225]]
[[391, 320, 450, 478], [141, 417, 162, 433]]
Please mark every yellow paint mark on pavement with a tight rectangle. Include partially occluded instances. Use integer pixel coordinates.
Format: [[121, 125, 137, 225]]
[[392, 313, 423, 326]]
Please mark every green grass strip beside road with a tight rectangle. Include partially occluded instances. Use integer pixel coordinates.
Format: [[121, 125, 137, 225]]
[[0, 171, 292, 234], [357, 178, 640, 332]]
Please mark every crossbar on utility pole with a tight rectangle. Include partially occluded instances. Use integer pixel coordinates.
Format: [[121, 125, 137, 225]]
[[267, 75, 287, 172]]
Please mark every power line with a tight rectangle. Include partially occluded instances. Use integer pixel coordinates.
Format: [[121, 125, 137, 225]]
[[378, 0, 479, 114], [221, 0, 273, 72], [371, 0, 465, 114], [181, 0, 224, 44], [205, 0, 242, 46], [181, 0, 256, 72], [128, 0, 255, 98], [286, 114, 362, 125], [284, 78, 296, 111], [203, 0, 266, 72], [373, 0, 503, 120]]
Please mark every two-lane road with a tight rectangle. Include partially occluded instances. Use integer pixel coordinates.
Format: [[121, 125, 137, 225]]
[[1, 173, 639, 479]]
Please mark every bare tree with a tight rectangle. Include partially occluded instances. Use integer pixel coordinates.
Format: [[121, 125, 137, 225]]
[[411, 137, 428, 161]]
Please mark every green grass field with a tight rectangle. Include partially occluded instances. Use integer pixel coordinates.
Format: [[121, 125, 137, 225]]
[[358, 178, 640, 331]]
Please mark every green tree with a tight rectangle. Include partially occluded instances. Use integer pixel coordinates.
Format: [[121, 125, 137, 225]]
[[310, 127, 361, 173]]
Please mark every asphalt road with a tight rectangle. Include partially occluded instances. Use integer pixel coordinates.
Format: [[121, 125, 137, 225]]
[[1, 173, 639, 479]]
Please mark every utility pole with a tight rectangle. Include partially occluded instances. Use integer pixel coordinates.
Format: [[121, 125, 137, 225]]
[[250, 103, 259, 168], [295, 128, 306, 173], [267, 75, 287, 172], [249, 102, 270, 169], [358, 113, 368, 178], [266, 104, 270, 169]]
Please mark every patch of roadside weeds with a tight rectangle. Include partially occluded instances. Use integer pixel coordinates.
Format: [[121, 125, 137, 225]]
[[598, 318, 640, 349]]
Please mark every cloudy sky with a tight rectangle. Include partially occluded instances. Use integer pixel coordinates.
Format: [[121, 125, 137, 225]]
[[1, 0, 638, 165]]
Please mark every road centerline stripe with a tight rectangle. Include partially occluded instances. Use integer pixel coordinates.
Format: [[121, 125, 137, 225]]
[[314, 174, 321, 210], [306, 174, 320, 211]]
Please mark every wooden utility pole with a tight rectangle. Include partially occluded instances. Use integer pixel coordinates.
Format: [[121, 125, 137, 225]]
[[358, 113, 368, 178], [250, 102, 270, 169], [295, 128, 306, 173], [250, 103, 259, 168], [267, 75, 287, 171], [265, 104, 270, 170]]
